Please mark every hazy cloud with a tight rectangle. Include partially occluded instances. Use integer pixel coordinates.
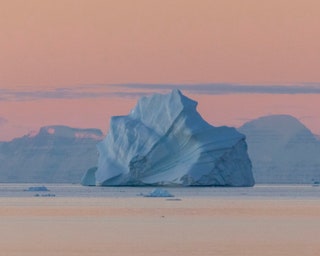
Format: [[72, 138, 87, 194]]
[[117, 83, 320, 95], [1, 83, 320, 101], [0, 117, 8, 126], [1, 84, 156, 101]]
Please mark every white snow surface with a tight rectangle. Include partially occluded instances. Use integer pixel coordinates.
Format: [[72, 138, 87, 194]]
[[83, 90, 254, 186]]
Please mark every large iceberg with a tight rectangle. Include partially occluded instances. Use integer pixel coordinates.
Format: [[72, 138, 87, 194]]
[[82, 90, 254, 186]]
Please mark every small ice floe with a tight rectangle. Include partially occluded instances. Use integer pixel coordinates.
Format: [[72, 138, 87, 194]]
[[34, 193, 56, 197], [166, 198, 182, 201], [144, 188, 174, 198], [25, 186, 49, 192]]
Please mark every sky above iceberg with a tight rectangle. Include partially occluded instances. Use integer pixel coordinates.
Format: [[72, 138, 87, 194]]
[[0, 0, 320, 140]]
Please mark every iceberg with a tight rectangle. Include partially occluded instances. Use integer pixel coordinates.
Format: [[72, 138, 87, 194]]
[[82, 89, 254, 187], [239, 115, 320, 184], [0, 125, 103, 183]]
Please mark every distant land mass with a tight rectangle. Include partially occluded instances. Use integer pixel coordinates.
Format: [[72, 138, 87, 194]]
[[239, 115, 320, 184], [1, 114, 319, 185], [0, 126, 103, 183]]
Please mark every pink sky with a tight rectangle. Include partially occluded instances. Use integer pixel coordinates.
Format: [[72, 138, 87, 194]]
[[1, 1, 320, 140]]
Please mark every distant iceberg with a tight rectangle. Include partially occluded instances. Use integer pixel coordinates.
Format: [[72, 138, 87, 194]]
[[82, 89, 254, 187], [239, 114, 320, 184], [0, 125, 103, 183]]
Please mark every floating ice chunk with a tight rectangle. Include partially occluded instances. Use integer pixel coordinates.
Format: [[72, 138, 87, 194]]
[[25, 186, 49, 192], [34, 193, 56, 197], [144, 188, 174, 197]]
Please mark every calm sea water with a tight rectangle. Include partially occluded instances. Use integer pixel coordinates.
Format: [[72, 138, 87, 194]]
[[0, 183, 319, 199], [1, 183, 320, 256]]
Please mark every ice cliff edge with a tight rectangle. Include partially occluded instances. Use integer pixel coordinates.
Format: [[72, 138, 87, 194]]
[[82, 89, 254, 186]]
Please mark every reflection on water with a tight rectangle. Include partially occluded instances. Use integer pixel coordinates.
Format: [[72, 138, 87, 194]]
[[0, 183, 319, 199]]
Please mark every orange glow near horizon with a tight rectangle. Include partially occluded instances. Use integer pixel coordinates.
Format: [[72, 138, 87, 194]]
[[0, 92, 319, 141]]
